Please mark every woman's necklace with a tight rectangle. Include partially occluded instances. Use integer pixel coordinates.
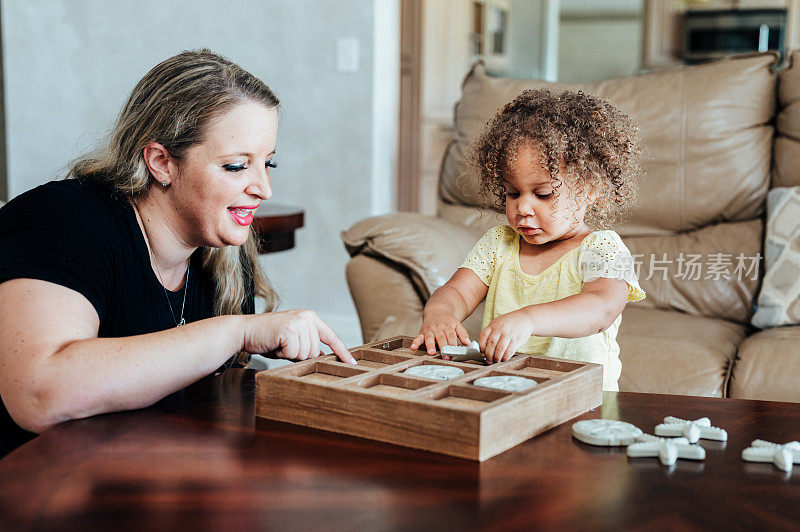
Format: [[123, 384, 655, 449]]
[[134, 204, 189, 328], [152, 253, 189, 327]]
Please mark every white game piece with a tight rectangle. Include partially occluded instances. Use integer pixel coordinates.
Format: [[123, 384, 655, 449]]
[[442, 341, 484, 362], [571, 419, 643, 446], [654, 416, 727, 443], [441, 345, 468, 356], [247, 354, 294, 371], [473, 375, 537, 392], [635, 433, 690, 445], [404, 364, 465, 380], [627, 438, 706, 466], [742, 440, 800, 472]]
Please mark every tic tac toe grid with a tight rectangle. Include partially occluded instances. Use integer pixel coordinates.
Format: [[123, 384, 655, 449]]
[[255, 336, 603, 461]]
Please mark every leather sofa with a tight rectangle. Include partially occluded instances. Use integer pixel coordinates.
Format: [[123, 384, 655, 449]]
[[342, 51, 800, 401]]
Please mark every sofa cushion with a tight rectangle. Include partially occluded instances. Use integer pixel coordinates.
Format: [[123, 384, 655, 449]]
[[617, 306, 746, 397], [729, 326, 800, 401], [752, 187, 800, 328], [623, 218, 763, 325], [441, 54, 778, 235], [775, 50, 800, 188]]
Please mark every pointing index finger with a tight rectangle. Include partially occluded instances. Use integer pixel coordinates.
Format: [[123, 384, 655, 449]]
[[314, 315, 357, 364]]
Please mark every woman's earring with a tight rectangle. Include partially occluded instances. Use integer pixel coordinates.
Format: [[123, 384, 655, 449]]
[[161, 181, 169, 187]]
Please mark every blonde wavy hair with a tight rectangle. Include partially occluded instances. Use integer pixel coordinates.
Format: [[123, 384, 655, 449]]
[[69, 49, 277, 315]]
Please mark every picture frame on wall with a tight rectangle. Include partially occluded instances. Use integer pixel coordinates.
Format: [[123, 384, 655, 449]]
[[470, 0, 509, 75]]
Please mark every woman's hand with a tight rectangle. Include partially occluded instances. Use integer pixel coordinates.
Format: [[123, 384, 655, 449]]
[[410, 310, 471, 355], [479, 309, 535, 364], [241, 309, 356, 364]]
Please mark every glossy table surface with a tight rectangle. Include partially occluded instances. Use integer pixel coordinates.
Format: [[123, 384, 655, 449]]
[[1, 369, 798, 530]]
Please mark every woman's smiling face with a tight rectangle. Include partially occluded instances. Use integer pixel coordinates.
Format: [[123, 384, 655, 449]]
[[168, 101, 279, 248]]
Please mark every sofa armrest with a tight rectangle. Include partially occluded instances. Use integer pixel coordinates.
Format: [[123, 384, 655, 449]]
[[342, 213, 485, 342], [342, 213, 482, 298], [345, 254, 425, 343]]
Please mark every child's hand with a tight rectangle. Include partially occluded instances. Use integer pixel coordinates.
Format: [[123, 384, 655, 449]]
[[410, 311, 471, 355], [479, 309, 534, 363]]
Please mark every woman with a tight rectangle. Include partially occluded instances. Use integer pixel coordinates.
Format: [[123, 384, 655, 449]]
[[0, 49, 355, 456]]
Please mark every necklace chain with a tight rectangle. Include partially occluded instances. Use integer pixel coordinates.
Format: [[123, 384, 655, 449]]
[[135, 204, 189, 328], [153, 256, 189, 328]]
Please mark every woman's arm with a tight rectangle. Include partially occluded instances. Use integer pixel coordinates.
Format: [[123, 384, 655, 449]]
[[410, 268, 488, 354], [480, 278, 629, 362], [0, 278, 353, 433]]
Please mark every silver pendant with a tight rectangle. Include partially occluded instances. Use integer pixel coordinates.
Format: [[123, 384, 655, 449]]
[[177, 318, 186, 327]]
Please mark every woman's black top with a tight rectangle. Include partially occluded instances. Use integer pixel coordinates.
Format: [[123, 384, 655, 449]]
[[0, 178, 255, 457]]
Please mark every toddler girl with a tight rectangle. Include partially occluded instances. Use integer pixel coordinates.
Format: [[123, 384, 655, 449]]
[[410, 88, 645, 391]]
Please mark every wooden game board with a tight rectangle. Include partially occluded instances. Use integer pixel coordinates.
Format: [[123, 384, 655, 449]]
[[255, 336, 603, 461]]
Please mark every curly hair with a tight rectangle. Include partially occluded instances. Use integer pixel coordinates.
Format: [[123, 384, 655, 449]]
[[464, 88, 643, 229]]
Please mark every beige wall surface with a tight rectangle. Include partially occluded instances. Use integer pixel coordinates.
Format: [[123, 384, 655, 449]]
[[1, 0, 392, 344]]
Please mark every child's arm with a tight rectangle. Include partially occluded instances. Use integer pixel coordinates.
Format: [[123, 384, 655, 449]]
[[410, 268, 489, 355], [479, 277, 629, 363]]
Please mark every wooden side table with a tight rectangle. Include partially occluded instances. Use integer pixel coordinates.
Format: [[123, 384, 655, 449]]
[[252, 203, 304, 253]]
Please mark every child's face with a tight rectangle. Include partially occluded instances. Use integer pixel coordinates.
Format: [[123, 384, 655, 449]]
[[503, 143, 590, 246]]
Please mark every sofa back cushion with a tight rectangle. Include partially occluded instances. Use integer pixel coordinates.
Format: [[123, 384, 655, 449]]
[[775, 50, 800, 188], [623, 218, 763, 324], [439, 54, 777, 324], [441, 53, 777, 234]]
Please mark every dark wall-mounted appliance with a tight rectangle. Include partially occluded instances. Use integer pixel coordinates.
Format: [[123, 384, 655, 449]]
[[683, 9, 787, 64]]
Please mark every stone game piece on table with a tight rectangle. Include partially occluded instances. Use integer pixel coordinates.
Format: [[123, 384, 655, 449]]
[[627, 437, 706, 466], [442, 341, 484, 362], [473, 375, 537, 392], [466, 340, 480, 355], [655, 416, 727, 443], [572, 419, 643, 446], [441, 344, 468, 356], [404, 365, 465, 380], [635, 433, 690, 445], [741, 439, 800, 472]]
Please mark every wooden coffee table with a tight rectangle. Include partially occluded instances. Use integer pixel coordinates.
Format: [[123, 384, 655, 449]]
[[1, 369, 798, 529]]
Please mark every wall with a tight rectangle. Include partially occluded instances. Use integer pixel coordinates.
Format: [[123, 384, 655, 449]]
[[417, 0, 553, 215], [1, 0, 396, 346], [558, 17, 642, 83], [505, 0, 546, 79], [419, 0, 470, 215], [558, 0, 643, 83]]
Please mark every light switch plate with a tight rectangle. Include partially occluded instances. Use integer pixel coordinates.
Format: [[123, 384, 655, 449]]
[[336, 37, 360, 73]]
